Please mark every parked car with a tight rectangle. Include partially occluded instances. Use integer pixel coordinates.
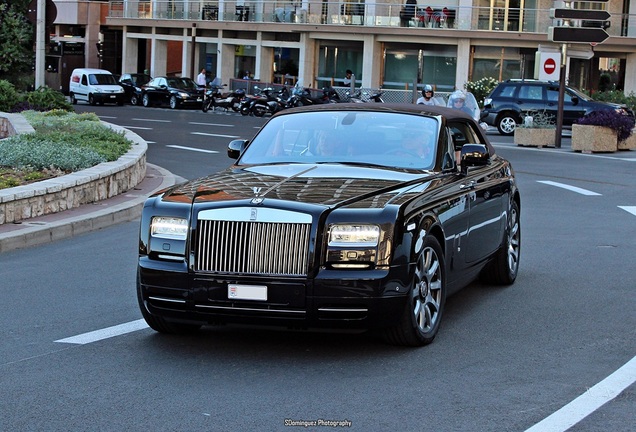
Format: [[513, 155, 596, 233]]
[[139, 76, 204, 109], [480, 79, 633, 135], [137, 104, 521, 346], [118, 73, 152, 105], [68, 68, 125, 106]]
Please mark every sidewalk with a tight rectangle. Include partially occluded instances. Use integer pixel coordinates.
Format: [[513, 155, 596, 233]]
[[0, 164, 179, 253]]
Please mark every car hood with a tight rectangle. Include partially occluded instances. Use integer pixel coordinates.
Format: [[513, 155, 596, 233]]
[[156, 163, 444, 209]]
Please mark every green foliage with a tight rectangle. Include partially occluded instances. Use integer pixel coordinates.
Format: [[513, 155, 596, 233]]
[[464, 77, 499, 108], [26, 87, 73, 111], [598, 73, 613, 92], [0, 2, 33, 85], [591, 90, 636, 115], [0, 80, 20, 111], [0, 110, 133, 173]]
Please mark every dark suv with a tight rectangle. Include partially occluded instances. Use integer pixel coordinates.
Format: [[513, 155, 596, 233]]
[[480, 79, 633, 135]]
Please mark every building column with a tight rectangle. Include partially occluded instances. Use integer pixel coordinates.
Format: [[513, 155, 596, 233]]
[[361, 34, 382, 88], [298, 33, 315, 87], [123, 30, 138, 74], [624, 53, 636, 94], [455, 39, 471, 90], [151, 36, 168, 77], [218, 33, 236, 83]]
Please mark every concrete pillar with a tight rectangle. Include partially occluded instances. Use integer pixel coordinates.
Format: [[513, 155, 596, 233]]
[[624, 53, 636, 94], [219, 36, 236, 83], [151, 38, 168, 77], [298, 34, 315, 87], [361, 34, 382, 88], [123, 31, 138, 74], [258, 45, 274, 83], [455, 39, 471, 90]]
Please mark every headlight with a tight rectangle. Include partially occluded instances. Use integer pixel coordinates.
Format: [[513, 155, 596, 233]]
[[178, 92, 189, 98], [329, 224, 380, 247], [151, 217, 188, 240]]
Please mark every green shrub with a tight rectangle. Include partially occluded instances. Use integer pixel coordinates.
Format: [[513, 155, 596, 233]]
[[0, 110, 132, 173], [464, 77, 499, 108], [0, 80, 20, 112], [591, 90, 636, 114], [26, 87, 73, 111]]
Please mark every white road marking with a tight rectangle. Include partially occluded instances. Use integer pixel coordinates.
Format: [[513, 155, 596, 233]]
[[131, 118, 171, 122], [525, 356, 636, 432], [537, 181, 601, 196], [191, 131, 239, 138], [97, 115, 117, 119], [618, 206, 636, 216], [166, 144, 219, 154], [117, 125, 153, 130], [189, 122, 233, 127], [55, 319, 149, 345]]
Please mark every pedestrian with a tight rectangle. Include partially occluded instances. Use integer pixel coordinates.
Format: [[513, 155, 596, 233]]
[[243, 71, 250, 79], [344, 69, 354, 86], [197, 68, 207, 87]]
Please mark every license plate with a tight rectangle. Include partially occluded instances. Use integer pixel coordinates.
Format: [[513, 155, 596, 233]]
[[228, 284, 267, 301], [197, 97, 202, 102], [109, 95, 115, 98]]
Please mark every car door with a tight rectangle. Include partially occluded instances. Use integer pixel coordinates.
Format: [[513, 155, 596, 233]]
[[515, 83, 546, 116], [546, 85, 587, 125], [453, 121, 507, 264]]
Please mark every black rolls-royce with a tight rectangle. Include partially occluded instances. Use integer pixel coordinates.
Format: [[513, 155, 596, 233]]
[[137, 104, 521, 346]]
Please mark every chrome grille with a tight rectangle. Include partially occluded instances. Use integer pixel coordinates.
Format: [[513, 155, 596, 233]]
[[195, 220, 311, 276]]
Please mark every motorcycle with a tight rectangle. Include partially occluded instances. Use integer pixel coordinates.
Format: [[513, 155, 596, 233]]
[[345, 89, 384, 103], [249, 86, 288, 117], [286, 85, 331, 107], [202, 84, 245, 112]]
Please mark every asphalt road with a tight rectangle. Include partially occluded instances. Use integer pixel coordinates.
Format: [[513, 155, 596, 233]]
[[0, 103, 634, 431]]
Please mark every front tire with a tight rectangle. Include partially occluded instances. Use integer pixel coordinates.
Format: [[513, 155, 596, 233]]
[[497, 113, 519, 135], [131, 94, 139, 105], [88, 94, 96, 106], [142, 93, 151, 107], [169, 95, 178, 109], [383, 236, 446, 346], [481, 200, 520, 285], [252, 104, 267, 117]]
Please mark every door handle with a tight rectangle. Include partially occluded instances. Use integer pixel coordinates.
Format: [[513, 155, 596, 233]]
[[460, 180, 476, 190]]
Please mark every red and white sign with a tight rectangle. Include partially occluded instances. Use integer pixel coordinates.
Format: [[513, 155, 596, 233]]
[[537, 52, 561, 81]]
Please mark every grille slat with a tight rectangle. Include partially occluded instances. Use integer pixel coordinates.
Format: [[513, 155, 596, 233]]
[[196, 220, 311, 276]]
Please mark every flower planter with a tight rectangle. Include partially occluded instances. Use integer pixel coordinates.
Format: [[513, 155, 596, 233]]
[[571, 124, 617, 153], [513, 128, 556, 148], [618, 131, 636, 150]]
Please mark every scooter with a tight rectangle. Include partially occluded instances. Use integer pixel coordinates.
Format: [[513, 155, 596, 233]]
[[249, 87, 287, 117], [202, 84, 245, 112]]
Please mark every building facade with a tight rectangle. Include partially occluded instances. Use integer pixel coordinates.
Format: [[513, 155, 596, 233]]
[[48, 0, 636, 95]]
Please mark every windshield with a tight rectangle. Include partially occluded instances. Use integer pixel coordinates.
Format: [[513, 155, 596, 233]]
[[90, 74, 117, 85], [168, 78, 198, 90], [238, 111, 440, 170]]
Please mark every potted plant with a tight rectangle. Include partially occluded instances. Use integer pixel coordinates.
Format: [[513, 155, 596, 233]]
[[571, 110, 635, 153], [513, 110, 557, 148]]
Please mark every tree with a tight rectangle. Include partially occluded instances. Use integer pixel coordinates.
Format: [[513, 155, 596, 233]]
[[0, 0, 34, 87]]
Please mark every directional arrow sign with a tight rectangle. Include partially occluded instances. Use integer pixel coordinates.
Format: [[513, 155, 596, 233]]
[[550, 8, 611, 21], [548, 26, 610, 44]]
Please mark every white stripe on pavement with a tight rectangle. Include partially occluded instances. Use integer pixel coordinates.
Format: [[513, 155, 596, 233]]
[[537, 180, 601, 196], [525, 356, 636, 432], [166, 145, 219, 153], [189, 122, 234, 127], [191, 132, 239, 138], [55, 319, 149, 345], [131, 118, 171, 122], [117, 125, 153, 130], [618, 206, 636, 216]]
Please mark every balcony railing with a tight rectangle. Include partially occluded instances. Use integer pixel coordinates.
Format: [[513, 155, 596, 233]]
[[108, 1, 633, 37]]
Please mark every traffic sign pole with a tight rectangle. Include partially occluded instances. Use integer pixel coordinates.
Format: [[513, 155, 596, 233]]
[[555, 44, 567, 149]]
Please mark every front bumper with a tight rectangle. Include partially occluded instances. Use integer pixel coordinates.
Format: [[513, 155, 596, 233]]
[[94, 93, 125, 104], [138, 260, 410, 330]]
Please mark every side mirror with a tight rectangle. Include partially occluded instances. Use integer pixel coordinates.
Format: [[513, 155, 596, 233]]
[[460, 144, 489, 174], [227, 139, 248, 159], [571, 96, 579, 106]]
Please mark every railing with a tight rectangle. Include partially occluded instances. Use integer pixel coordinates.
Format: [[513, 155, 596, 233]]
[[107, 1, 633, 37]]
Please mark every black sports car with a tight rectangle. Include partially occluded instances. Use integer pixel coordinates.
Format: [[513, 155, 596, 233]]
[[118, 73, 152, 105], [137, 104, 521, 346], [140, 76, 204, 109]]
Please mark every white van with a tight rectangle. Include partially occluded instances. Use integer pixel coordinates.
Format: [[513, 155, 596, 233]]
[[69, 68, 125, 106]]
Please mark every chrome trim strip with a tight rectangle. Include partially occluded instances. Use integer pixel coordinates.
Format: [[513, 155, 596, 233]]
[[318, 308, 369, 312], [195, 304, 306, 314], [199, 207, 312, 223], [148, 296, 186, 304]]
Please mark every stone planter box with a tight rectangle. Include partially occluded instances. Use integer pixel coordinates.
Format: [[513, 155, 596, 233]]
[[514, 128, 556, 148], [571, 124, 617, 153], [618, 132, 636, 150]]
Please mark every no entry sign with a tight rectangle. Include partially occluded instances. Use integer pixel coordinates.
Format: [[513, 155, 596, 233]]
[[536, 52, 561, 81]]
